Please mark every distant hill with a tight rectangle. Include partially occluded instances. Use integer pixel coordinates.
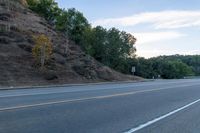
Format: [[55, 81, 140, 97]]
[[0, 0, 141, 87]]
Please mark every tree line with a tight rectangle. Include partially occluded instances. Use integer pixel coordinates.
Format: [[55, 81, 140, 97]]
[[26, 0, 199, 79], [128, 55, 200, 79]]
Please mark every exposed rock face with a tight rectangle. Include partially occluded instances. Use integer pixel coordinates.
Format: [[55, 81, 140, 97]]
[[0, 0, 141, 87]]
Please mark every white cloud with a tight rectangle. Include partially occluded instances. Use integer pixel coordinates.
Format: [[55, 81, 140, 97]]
[[184, 50, 200, 55], [134, 31, 185, 44], [93, 10, 200, 29], [136, 49, 200, 58], [136, 49, 170, 58], [134, 31, 186, 58]]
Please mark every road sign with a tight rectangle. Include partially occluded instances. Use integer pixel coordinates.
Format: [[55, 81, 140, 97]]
[[131, 66, 136, 75], [131, 66, 136, 72]]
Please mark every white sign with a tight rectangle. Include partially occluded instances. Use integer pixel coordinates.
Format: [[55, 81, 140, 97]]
[[131, 66, 136, 73]]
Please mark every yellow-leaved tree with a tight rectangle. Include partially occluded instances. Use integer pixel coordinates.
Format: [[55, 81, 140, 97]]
[[19, 0, 28, 6], [32, 34, 53, 69]]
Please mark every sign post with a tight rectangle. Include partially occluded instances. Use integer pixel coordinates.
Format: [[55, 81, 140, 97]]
[[131, 66, 136, 76]]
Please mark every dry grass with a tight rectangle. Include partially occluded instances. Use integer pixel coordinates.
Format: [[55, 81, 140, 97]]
[[0, 0, 142, 87]]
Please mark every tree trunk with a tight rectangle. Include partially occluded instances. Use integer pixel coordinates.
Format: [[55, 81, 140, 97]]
[[41, 44, 46, 69]]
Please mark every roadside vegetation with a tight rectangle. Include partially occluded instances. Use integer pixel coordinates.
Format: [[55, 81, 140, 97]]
[[129, 55, 199, 79], [32, 34, 53, 69], [26, 0, 199, 79]]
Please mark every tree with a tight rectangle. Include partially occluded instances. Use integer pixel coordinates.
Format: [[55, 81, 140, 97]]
[[56, 8, 90, 44], [80, 27, 96, 56], [26, 0, 61, 23], [55, 8, 91, 55], [80, 26, 137, 73], [83, 26, 108, 60], [161, 61, 194, 79], [130, 56, 195, 79], [19, 0, 27, 6], [55, 10, 70, 56], [26, 0, 38, 9], [120, 32, 137, 58], [105, 28, 136, 71], [32, 34, 53, 68]]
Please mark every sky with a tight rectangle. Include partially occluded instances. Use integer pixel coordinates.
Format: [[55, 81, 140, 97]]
[[56, 0, 200, 58]]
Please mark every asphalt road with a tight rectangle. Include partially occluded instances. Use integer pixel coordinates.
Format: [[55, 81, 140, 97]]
[[0, 79, 200, 133]]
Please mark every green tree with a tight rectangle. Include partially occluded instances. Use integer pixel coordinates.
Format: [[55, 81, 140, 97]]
[[27, 0, 61, 23], [56, 8, 90, 44], [85, 26, 108, 61], [131, 57, 195, 79], [105, 28, 136, 71], [161, 61, 194, 79], [82, 26, 137, 73]]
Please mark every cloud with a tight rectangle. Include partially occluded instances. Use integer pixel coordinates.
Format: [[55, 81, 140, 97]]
[[184, 50, 200, 55], [134, 31, 186, 58], [136, 49, 170, 58], [136, 49, 200, 58], [93, 10, 200, 29], [133, 31, 186, 44]]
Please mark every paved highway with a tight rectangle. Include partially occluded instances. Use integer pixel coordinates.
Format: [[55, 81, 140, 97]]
[[0, 79, 200, 133]]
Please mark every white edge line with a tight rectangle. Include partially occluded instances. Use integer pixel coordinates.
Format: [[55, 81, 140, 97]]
[[124, 99, 200, 133]]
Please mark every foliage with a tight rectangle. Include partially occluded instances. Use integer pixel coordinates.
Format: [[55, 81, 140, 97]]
[[55, 8, 90, 44], [32, 34, 53, 68], [26, 0, 61, 23], [26, 0, 199, 79], [26, 0, 37, 8], [82, 26, 137, 72], [156, 55, 200, 76], [26, 0, 90, 44], [16, 0, 27, 6], [161, 60, 194, 79], [105, 28, 136, 71], [128, 55, 196, 79], [26, 0, 137, 73]]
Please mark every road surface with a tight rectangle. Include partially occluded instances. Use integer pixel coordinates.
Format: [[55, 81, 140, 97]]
[[0, 79, 200, 133]]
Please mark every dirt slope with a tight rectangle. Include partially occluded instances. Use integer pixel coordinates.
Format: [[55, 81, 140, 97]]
[[0, 0, 141, 87]]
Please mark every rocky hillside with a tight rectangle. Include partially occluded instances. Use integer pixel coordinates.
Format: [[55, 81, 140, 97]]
[[0, 0, 141, 87]]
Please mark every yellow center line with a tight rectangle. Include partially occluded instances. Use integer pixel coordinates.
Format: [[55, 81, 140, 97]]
[[0, 83, 200, 112]]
